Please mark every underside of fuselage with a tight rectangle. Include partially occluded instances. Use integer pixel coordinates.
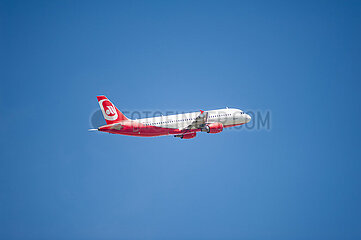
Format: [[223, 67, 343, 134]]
[[98, 122, 246, 137]]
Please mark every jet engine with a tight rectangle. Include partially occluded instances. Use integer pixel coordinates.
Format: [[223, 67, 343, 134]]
[[201, 122, 223, 133]]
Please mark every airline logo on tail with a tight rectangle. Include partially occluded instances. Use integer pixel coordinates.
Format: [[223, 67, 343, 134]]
[[97, 95, 129, 124], [99, 99, 118, 121]]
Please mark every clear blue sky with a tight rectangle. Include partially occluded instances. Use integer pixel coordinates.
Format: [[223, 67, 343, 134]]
[[1, 0, 361, 239]]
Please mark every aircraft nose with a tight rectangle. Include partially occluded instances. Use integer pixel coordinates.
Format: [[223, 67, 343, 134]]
[[245, 114, 251, 123]]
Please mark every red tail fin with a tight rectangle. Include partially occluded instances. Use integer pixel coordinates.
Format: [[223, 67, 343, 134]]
[[97, 95, 129, 125]]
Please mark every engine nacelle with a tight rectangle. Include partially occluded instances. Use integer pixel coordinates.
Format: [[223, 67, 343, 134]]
[[202, 122, 223, 134], [181, 132, 197, 139]]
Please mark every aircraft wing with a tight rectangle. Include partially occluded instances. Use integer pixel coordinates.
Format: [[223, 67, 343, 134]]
[[182, 110, 208, 130]]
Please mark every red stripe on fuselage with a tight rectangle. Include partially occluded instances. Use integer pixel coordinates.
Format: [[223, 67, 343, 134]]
[[223, 123, 245, 128], [98, 122, 245, 137], [99, 123, 199, 137]]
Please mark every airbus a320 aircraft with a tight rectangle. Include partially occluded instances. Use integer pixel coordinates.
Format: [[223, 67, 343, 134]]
[[90, 96, 251, 139]]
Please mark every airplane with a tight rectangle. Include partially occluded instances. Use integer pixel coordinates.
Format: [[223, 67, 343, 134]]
[[90, 95, 251, 139]]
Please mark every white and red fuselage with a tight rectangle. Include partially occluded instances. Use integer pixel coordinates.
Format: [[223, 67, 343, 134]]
[[95, 95, 251, 139]]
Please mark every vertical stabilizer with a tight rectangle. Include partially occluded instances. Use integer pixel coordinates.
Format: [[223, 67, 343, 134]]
[[97, 95, 129, 125]]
